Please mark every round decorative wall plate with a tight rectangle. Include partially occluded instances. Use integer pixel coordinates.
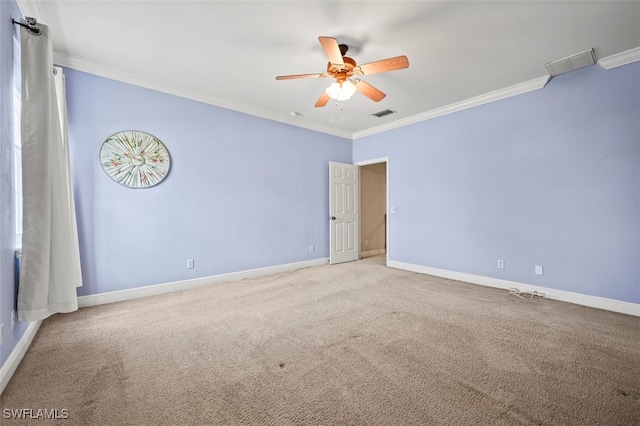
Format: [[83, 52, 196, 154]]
[[100, 130, 170, 188]]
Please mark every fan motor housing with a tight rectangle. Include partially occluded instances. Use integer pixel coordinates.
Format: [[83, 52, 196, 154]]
[[327, 56, 357, 82]]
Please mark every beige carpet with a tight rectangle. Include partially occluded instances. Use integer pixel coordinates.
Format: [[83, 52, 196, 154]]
[[1, 256, 639, 425]]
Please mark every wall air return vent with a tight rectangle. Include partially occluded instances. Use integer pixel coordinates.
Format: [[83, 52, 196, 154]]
[[545, 49, 596, 77], [372, 109, 396, 118]]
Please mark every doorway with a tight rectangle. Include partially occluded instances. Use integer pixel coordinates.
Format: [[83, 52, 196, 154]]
[[356, 158, 388, 265]]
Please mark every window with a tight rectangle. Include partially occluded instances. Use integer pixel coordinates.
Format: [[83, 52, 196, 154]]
[[13, 32, 22, 248]]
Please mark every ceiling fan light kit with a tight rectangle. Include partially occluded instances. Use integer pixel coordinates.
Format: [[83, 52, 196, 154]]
[[276, 36, 409, 107], [326, 80, 357, 100]]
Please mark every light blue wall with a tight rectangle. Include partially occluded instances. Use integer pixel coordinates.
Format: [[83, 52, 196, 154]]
[[0, 0, 29, 368], [65, 69, 351, 296], [354, 63, 640, 304]]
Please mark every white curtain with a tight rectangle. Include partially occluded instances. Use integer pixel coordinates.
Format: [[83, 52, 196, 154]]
[[53, 66, 83, 290], [18, 23, 82, 322]]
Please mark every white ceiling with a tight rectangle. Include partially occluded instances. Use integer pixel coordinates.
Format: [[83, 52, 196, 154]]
[[17, 1, 640, 139]]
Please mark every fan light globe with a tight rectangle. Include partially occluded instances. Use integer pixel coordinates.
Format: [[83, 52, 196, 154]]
[[326, 80, 356, 100], [325, 82, 341, 99]]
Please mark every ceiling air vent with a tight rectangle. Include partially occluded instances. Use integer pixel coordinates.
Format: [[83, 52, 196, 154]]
[[545, 49, 595, 77], [372, 109, 396, 118]]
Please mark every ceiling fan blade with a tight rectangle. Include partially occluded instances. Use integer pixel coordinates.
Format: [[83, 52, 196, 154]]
[[355, 80, 386, 102], [314, 91, 330, 108], [318, 36, 344, 67], [354, 55, 409, 75], [276, 73, 328, 80]]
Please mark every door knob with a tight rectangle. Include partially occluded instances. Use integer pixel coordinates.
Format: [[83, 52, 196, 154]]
[[331, 216, 336, 220]]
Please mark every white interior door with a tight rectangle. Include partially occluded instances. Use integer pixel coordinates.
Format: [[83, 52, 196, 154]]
[[329, 161, 359, 264]]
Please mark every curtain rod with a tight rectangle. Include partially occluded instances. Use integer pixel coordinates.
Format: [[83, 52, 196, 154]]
[[12, 17, 41, 35]]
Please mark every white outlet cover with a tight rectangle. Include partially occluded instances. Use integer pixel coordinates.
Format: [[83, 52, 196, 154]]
[[535, 265, 544, 276]]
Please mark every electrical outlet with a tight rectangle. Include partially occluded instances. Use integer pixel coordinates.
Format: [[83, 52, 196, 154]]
[[11, 310, 15, 330], [365, 239, 369, 246], [187, 259, 194, 269], [0, 323, 4, 346], [309, 245, 314, 253], [535, 265, 544, 276], [497, 260, 504, 269]]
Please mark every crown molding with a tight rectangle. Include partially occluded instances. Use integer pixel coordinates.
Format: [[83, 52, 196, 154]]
[[53, 50, 553, 142], [353, 75, 550, 139], [53, 52, 353, 140], [50, 46, 640, 141], [597, 47, 640, 70], [53, 45, 639, 142]]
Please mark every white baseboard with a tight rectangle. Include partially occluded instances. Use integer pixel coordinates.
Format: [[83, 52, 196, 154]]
[[0, 320, 42, 396], [361, 249, 386, 258], [78, 258, 330, 308], [388, 260, 640, 317]]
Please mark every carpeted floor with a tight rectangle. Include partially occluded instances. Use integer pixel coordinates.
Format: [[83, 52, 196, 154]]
[[1, 256, 639, 425]]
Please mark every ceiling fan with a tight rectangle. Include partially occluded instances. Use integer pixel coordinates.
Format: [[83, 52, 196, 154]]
[[276, 36, 409, 107]]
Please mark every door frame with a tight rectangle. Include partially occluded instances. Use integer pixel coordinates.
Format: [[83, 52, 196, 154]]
[[354, 157, 389, 266]]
